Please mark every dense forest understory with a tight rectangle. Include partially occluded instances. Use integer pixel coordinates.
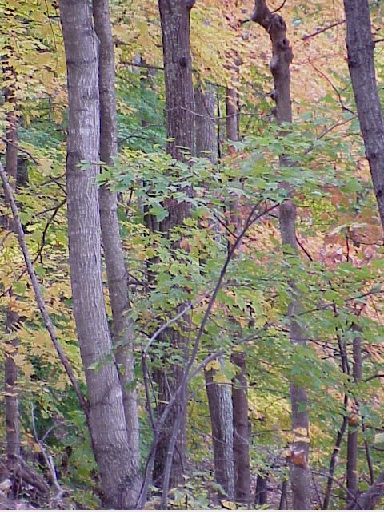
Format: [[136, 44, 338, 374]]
[[1, 0, 384, 509]]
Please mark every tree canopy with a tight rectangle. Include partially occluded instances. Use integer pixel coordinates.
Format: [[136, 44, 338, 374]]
[[1, 0, 384, 509]]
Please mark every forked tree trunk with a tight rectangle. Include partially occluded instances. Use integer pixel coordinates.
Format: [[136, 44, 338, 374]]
[[152, 0, 195, 492], [343, 0, 384, 232], [195, 84, 235, 501], [92, 0, 141, 500], [59, 0, 135, 507], [252, 1, 311, 508]]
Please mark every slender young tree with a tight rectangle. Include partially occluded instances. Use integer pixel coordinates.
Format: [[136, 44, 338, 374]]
[[226, 54, 251, 505], [343, 0, 384, 232], [152, 0, 196, 491], [58, 0, 136, 507], [252, 1, 311, 508], [195, 83, 235, 501], [346, 326, 363, 501], [3, 66, 21, 465], [92, 0, 141, 500]]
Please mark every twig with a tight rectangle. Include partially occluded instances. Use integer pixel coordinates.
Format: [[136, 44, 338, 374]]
[[272, 0, 287, 13], [0, 137, 39, 165], [322, 394, 349, 509], [302, 19, 345, 41], [31, 404, 61, 493], [35, 199, 66, 264], [312, 469, 360, 509], [345, 469, 384, 509], [362, 420, 374, 485], [137, 202, 277, 508]]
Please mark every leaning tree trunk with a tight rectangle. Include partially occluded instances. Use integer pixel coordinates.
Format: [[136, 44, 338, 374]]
[[195, 83, 235, 501], [252, 1, 311, 508], [58, 0, 135, 507], [152, 0, 195, 493], [343, 0, 384, 232], [92, 0, 141, 500]]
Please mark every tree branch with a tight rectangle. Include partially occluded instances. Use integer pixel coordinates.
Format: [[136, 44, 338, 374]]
[[0, 162, 89, 423]]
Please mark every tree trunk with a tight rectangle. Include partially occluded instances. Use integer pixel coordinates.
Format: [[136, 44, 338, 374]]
[[59, 0, 135, 507], [4, 71, 21, 464], [92, 0, 141, 500], [254, 473, 268, 506], [205, 364, 235, 501], [5, 308, 20, 462], [343, 0, 384, 232], [152, 0, 195, 492], [226, 59, 251, 506], [226, 87, 239, 145], [231, 351, 250, 505], [195, 83, 235, 501], [195, 85, 217, 164], [252, 2, 311, 508], [346, 328, 363, 501]]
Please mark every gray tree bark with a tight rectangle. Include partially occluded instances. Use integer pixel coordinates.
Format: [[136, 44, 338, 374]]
[[152, 0, 195, 492], [343, 0, 384, 233], [225, 59, 251, 506], [195, 83, 235, 501], [59, 0, 136, 507], [252, 1, 311, 508], [205, 364, 235, 501], [346, 469, 384, 509], [92, 0, 141, 501], [195, 85, 217, 164]]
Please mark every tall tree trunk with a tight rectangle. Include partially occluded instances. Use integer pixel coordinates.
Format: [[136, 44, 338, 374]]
[[152, 0, 195, 492], [196, 84, 235, 501], [59, 1, 135, 507], [346, 328, 363, 501], [92, 0, 141, 500], [252, 2, 311, 508], [4, 93, 20, 464], [343, 0, 384, 232], [226, 59, 251, 506]]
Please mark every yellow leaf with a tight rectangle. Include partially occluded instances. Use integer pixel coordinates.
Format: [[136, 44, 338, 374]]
[[221, 500, 236, 510], [205, 360, 220, 372]]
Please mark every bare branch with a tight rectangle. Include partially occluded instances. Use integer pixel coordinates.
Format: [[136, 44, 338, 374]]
[[302, 19, 345, 41]]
